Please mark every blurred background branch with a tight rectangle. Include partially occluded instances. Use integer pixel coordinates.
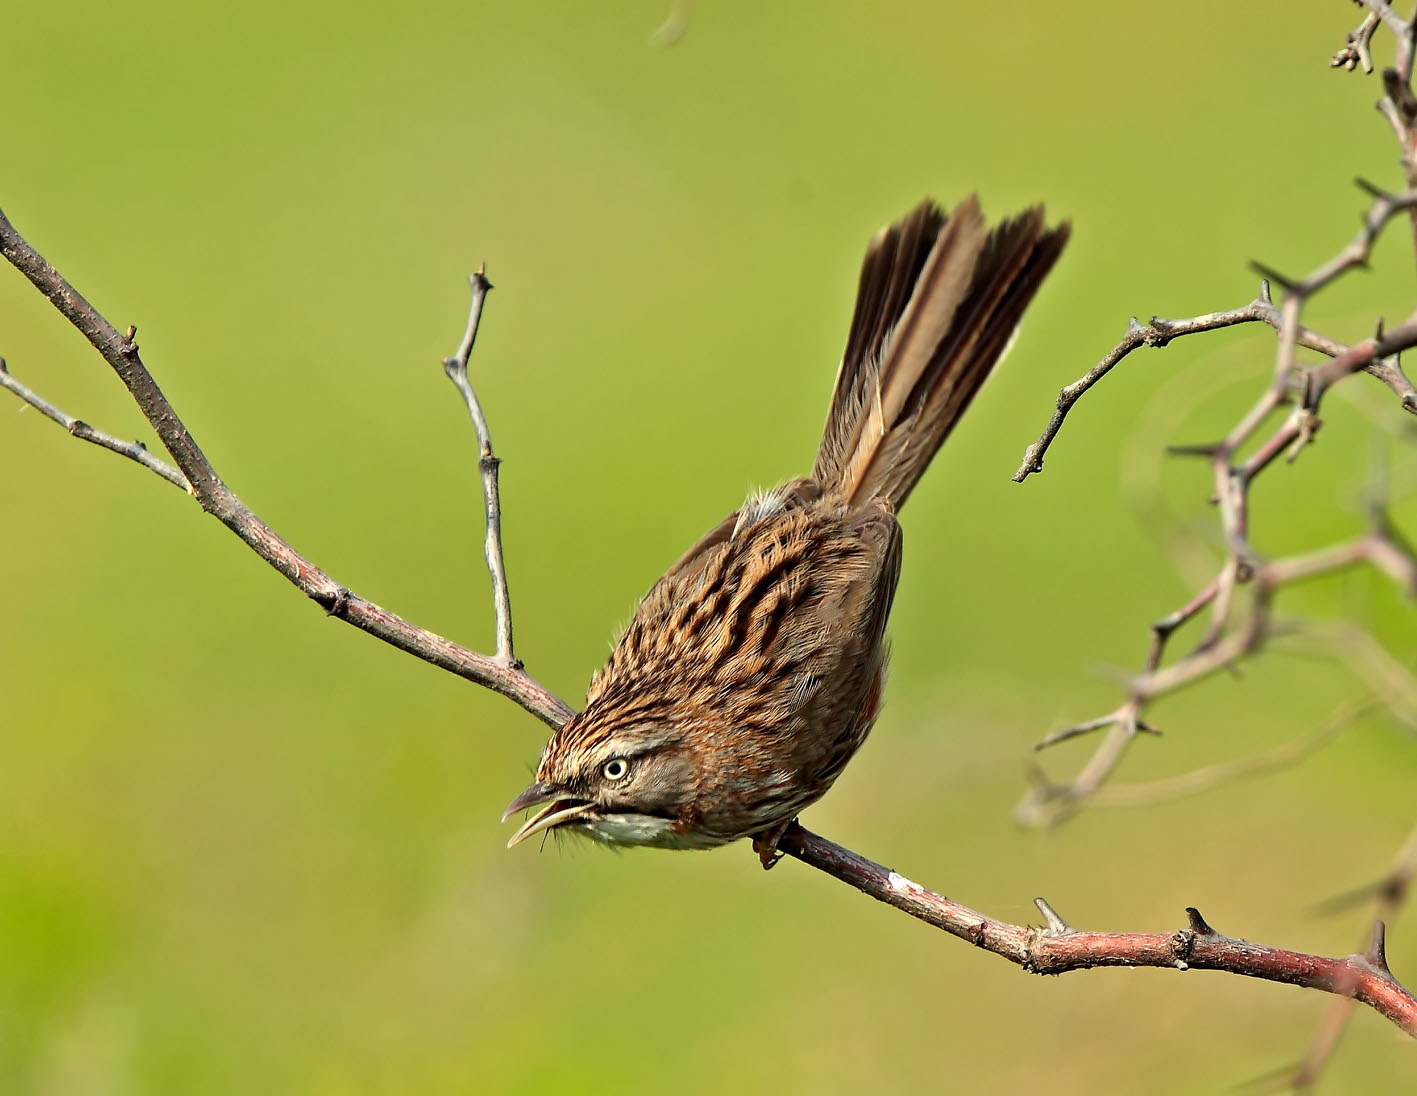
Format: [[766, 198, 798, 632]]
[[1013, 3, 1417, 1084]]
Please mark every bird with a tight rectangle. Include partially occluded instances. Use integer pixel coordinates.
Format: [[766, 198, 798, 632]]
[[504, 196, 1069, 867]]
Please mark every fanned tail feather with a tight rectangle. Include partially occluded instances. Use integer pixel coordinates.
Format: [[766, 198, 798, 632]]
[[814, 197, 1069, 510]]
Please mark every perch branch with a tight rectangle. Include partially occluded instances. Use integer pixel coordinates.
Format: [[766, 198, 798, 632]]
[[778, 824, 1417, 1037], [0, 203, 570, 729]]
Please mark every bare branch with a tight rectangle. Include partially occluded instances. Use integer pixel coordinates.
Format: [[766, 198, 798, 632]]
[[1013, 278, 1417, 483], [1359, 0, 1411, 42], [778, 825, 1417, 1037], [1278, 182, 1417, 299], [1019, 518, 1417, 828], [0, 357, 189, 490], [1014, 292, 1278, 482], [1333, 11, 1381, 72], [0, 203, 571, 728], [1014, 38, 1417, 840], [443, 267, 519, 669]]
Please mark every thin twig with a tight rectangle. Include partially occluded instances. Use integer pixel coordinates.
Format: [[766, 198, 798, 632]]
[[443, 267, 519, 669], [1359, 0, 1411, 42], [0, 357, 189, 490], [1332, 11, 1381, 72], [1018, 517, 1417, 827], [1013, 277, 1417, 483]]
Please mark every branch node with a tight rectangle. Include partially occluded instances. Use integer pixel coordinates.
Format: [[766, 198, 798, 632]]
[[322, 587, 351, 618]]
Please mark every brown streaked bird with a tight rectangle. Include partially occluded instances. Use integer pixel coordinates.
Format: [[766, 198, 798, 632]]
[[504, 196, 1069, 866]]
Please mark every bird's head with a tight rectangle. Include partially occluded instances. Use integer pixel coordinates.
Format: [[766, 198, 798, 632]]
[[502, 710, 712, 850]]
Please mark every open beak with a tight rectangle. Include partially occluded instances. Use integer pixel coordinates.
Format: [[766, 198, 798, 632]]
[[502, 782, 598, 848]]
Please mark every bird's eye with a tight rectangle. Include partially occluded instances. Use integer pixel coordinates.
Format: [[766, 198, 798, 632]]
[[601, 758, 630, 781]]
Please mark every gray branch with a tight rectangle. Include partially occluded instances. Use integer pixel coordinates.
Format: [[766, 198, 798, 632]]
[[443, 266, 519, 669]]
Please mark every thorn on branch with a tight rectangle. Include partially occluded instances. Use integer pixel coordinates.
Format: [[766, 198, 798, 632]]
[[1165, 442, 1222, 459], [1034, 896, 1074, 935], [1186, 906, 1218, 935], [1368, 920, 1391, 974], [1034, 714, 1118, 751], [1356, 176, 1390, 199], [1250, 261, 1297, 294]]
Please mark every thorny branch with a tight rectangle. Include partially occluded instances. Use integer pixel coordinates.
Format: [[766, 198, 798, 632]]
[[3, 203, 1414, 1039], [1015, 31, 1417, 827], [780, 825, 1417, 1039], [1011, 5, 1417, 1084]]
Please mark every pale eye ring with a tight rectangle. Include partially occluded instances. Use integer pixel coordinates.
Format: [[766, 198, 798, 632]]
[[601, 758, 630, 782]]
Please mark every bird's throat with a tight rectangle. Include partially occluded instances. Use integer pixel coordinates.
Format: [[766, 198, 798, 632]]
[[584, 813, 727, 850]]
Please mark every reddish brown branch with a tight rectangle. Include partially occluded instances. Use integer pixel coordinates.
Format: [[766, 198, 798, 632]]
[[780, 825, 1417, 1036]]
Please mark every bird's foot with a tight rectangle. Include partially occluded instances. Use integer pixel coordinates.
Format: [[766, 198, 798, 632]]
[[752, 819, 795, 870]]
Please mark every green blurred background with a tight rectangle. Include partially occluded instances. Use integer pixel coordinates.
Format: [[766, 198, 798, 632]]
[[3, 2, 1415, 1092]]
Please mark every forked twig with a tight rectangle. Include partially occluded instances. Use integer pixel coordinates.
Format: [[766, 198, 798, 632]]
[[0, 204, 570, 728], [443, 266, 519, 668]]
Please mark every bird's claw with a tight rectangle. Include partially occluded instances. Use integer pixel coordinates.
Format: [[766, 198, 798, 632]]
[[752, 820, 794, 870]]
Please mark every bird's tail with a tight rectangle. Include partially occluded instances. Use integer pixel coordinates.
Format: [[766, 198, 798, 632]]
[[813, 196, 1069, 510]]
